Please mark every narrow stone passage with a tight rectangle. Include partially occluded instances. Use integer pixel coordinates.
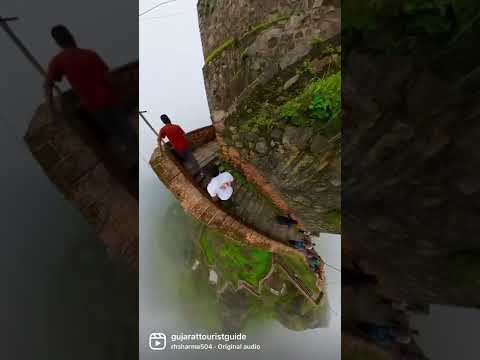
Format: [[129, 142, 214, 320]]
[[191, 140, 303, 245]]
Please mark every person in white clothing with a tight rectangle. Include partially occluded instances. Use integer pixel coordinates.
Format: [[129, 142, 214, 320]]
[[207, 171, 234, 201]]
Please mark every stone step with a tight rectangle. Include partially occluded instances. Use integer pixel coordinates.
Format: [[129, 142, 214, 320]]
[[237, 191, 254, 220]]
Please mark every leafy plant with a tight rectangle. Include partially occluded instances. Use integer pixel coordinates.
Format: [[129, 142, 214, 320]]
[[312, 36, 337, 54], [239, 109, 278, 132], [240, 15, 290, 41], [309, 72, 341, 122], [279, 71, 341, 132]]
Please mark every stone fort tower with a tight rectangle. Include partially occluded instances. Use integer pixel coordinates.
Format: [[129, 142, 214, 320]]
[[197, 0, 341, 234]]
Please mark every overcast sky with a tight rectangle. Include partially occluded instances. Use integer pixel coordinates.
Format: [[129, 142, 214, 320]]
[[139, 0, 211, 167]]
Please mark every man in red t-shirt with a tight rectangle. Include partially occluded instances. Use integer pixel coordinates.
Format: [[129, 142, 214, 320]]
[[158, 114, 202, 176], [44, 25, 137, 167]]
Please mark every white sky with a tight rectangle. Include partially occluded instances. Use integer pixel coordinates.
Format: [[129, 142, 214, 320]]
[[139, 0, 211, 166]]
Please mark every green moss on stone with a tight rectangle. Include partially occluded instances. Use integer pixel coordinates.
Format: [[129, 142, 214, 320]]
[[239, 108, 279, 132], [205, 37, 236, 64], [312, 36, 337, 54], [205, 15, 290, 65], [325, 209, 341, 228], [297, 59, 316, 76], [240, 47, 250, 60], [239, 15, 291, 41], [199, 227, 273, 288]]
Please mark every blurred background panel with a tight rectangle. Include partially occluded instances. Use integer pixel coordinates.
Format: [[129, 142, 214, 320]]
[[0, 1, 138, 359]]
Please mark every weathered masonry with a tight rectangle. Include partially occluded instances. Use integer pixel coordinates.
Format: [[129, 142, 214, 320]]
[[24, 62, 139, 269], [198, 0, 341, 234]]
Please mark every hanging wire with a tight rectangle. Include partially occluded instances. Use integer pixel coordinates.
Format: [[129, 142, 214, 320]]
[[140, 11, 186, 21], [139, 0, 177, 17]]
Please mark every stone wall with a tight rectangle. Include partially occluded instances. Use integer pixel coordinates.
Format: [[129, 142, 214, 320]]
[[198, 0, 341, 232], [198, 0, 341, 234], [24, 63, 139, 269], [224, 124, 340, 233], [199, 0, 340, 115]]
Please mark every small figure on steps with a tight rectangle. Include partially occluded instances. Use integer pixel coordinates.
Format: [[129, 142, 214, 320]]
[[276, 214, 298, 228], [288, 239, 306, 250], [207, 171, 234, 201]]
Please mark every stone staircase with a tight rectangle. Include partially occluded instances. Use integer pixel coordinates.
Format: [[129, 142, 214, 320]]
[[224, 184, 301, 245], [191, 141, 303, 246]]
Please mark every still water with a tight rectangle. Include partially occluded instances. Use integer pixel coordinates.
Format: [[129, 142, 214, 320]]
[[139, 163, 341, 360]]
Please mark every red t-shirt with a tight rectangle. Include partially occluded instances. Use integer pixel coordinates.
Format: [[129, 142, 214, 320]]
[[159, 124, 190, 152], [47, 48, 118, 112]]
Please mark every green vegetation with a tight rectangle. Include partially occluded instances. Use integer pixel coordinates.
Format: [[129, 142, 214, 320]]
[[279, 72, 341, 133], [199, 228, 215, 265], [199, 228, 273, 288], [240, 47, 250, 60], [311, 36, 337, 54], [239, 15, 290, 41], [297, 59, 315, 76], [239, 108, 279, 132], [325, 209, 341, 228], [205, 37, 236, 64], [281, 253, 319, 296], [220, 242, 272, 287], [205, 15, 290, 65], [229, 71, 341, 137]]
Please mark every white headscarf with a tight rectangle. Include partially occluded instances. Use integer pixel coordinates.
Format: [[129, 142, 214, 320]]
[[207, 172, 234, 200]]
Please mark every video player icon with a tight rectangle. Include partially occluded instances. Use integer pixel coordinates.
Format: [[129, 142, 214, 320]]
[[149, 333, 167, 350]]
